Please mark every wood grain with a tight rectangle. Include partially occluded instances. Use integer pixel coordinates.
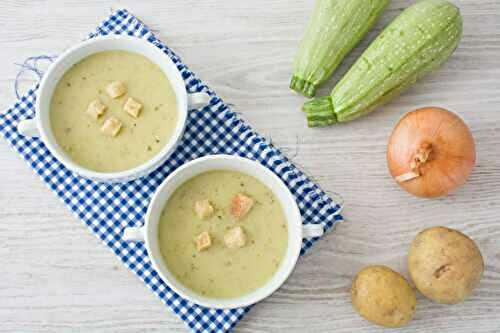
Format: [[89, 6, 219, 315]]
[[0, 0, 499, 332]]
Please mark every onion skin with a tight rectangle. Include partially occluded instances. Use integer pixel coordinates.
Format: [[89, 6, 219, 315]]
[[387, 107, 475, 198]]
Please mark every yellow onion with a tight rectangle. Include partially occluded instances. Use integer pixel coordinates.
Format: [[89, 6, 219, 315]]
[[387, 107, 475, 198]]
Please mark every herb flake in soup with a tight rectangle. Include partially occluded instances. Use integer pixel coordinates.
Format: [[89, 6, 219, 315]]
[[159, 170, 289, 299], [50, 50, 177, 172]]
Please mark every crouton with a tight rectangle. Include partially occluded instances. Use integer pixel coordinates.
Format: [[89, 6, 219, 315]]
[[194, 199, 214, 220], [230, 194, 254, 219], [86, 99, 107, 120], [123, 97, 143, 118], [195, 231, 212, 251], [106, 81, 127, 99], [100, 117, 122, 137], [224, 226, 246, 249]]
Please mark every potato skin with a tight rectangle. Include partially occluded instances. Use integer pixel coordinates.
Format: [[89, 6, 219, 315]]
[[351, 265, 417, 327], [408, 226, 484, 304]]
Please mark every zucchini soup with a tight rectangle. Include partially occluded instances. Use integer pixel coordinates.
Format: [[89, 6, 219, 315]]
[[50, 50, 177, 172], [159, 170, 289, 299]]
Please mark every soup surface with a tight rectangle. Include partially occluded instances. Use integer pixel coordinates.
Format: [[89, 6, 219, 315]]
[[50, 50, 177, 172], [159, 170, 289, 299]]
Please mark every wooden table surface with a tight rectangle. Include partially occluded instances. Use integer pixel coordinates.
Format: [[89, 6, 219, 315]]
[[1, 1, 499, 332]]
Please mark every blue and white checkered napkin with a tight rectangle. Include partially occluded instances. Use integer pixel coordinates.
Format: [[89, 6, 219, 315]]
[[0, 9, 343, 333]]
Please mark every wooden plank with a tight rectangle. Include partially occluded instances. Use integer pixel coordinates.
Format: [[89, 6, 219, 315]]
[[0, 0, 499, 332]]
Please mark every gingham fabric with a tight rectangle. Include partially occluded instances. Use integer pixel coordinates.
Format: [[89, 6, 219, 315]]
[[0, 9, 343, 333]]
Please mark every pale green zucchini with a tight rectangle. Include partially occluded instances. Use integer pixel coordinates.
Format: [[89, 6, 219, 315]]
[[303, 0, 463, 127], [290, 0, 389, 97]]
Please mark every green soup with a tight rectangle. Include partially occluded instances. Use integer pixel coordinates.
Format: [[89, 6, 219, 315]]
[[158, 170, 289, 299], [50, 50, 177, 172]]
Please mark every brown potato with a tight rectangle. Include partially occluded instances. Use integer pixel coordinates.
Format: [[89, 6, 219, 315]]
[[408, 226, 484, 304], [351, 265, 417, 327]]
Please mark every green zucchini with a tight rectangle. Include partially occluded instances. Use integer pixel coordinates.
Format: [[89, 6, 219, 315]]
[[290, 0, 389, 97], [303, 0, 463, 127]]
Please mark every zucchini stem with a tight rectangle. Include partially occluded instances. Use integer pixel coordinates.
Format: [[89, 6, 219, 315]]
[[302, 96, 337, 127], [290, 75, 316, 98]]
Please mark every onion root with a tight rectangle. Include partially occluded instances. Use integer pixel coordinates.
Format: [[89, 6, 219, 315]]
[[396, 143, 433, 183]]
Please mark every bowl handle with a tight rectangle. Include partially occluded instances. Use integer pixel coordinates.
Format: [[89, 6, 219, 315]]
[[187, 92, 211, 109], [123, 226, 145, 242], [302, 224, 324, 238], [17, 119, 39, 137]]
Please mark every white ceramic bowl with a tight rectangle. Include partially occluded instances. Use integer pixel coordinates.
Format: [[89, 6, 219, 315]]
[[123, 155, 324, 309], [17, 35, 210, 182]]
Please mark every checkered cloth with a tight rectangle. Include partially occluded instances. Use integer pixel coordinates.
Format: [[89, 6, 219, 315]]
[[0, 9, 343, 333]]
